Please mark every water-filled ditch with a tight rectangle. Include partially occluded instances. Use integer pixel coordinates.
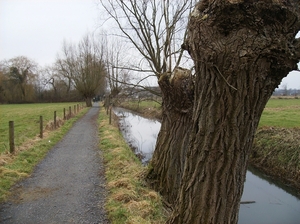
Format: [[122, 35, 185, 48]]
[[113, 107, 300, 224]]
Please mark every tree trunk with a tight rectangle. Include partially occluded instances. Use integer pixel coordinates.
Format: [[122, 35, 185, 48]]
[[147, 68, 194, 205], [85, 97, 93, 107], [169, 1, 300, 223]]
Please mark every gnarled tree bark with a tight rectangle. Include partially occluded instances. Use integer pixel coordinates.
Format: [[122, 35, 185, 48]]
[[148, 67, 194, 205], [167, 0, 300, 223]]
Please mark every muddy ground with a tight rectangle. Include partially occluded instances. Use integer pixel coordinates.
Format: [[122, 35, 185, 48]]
[[0, 106, 109, 224]]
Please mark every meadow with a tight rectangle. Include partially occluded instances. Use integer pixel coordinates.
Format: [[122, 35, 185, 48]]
[[120, 97, 300, 128], [0, 103, 82, 154], [259, 98, 300, 127]]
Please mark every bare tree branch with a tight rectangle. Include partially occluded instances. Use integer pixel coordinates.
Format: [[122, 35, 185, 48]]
[[56, 34, 107, 106], [99, 0, 194, 78]]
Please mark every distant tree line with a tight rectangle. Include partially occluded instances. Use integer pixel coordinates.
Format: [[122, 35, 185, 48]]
[[0, 34, 107, 106], [273, 84, 300, 96]]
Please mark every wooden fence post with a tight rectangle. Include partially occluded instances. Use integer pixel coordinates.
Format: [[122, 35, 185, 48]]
[[109, 107, 112, 125], [9, 121, 15, 153], [63, 108, 66, 120], [74, 105, 76, 114], [54, 111, 57, 129], [40, 116, 43, 138], [105, 96, 109, 114], [69, 106, 71, 118]]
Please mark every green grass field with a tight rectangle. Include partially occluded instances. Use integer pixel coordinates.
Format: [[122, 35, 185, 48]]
[[259, 98, 300, 128], [0, 103, 83, 153], [121, 98, 299, 128]]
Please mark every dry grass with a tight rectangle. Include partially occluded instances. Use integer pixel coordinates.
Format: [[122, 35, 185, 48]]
[[99, 107, 167, 224], [0, 167, 29, 178], [250, 127, 300, 190], [45, 117, 65, 131]]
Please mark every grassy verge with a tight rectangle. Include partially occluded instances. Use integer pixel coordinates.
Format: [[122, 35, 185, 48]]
[[250, 127, 300, 190], [98, 107, 167, 224], [118, 100, 162, 120], [251, 98, 300, 190], [0, 105, 89, 202]]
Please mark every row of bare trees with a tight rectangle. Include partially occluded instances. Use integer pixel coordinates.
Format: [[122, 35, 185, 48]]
[[0, 34, 112, 105]]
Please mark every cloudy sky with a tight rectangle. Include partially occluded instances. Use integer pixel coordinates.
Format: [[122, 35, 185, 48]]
[[1, 0, 299, 89], [0, 0, 100, 65]]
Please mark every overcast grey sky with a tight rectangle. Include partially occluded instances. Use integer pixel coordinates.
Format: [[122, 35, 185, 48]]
[[1, 0, 299, 89], [0, 0, 99, 65]]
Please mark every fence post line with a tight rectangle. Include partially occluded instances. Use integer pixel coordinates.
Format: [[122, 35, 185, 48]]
[[40, 116, 43, 138], [54, 111, 57, 129], [63, 108, 66, 120], [69, 106, 71, 119], [9, 121, 15, 153]]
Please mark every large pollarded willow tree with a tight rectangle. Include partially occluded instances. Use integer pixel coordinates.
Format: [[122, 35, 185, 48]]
[[100, 0, 299, 222], [56, 35, 107, 107], [161, 0, 299, 223]]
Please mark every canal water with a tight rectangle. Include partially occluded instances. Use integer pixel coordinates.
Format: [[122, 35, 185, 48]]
[[113, 107, 300, 224]]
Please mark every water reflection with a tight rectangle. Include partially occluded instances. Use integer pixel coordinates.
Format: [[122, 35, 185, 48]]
[[239, 168, 300, 224], [247, 166, 300, 200], [114, 107, 300, 224], [113, 107, 161, 164]]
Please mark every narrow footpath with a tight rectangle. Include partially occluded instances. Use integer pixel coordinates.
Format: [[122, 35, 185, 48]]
[[0, 106, 109, 224]]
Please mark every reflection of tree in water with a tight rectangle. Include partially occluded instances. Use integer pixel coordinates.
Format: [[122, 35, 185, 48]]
[[114, 108, 160, 164], [116, 109, 144, 159]]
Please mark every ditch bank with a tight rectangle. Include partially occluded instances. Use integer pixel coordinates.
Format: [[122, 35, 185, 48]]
[[249, 127, 300, 192], [119, 103, 300, 194]]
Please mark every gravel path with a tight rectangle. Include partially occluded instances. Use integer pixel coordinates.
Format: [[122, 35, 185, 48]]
[[0, 106, 109, 224]]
